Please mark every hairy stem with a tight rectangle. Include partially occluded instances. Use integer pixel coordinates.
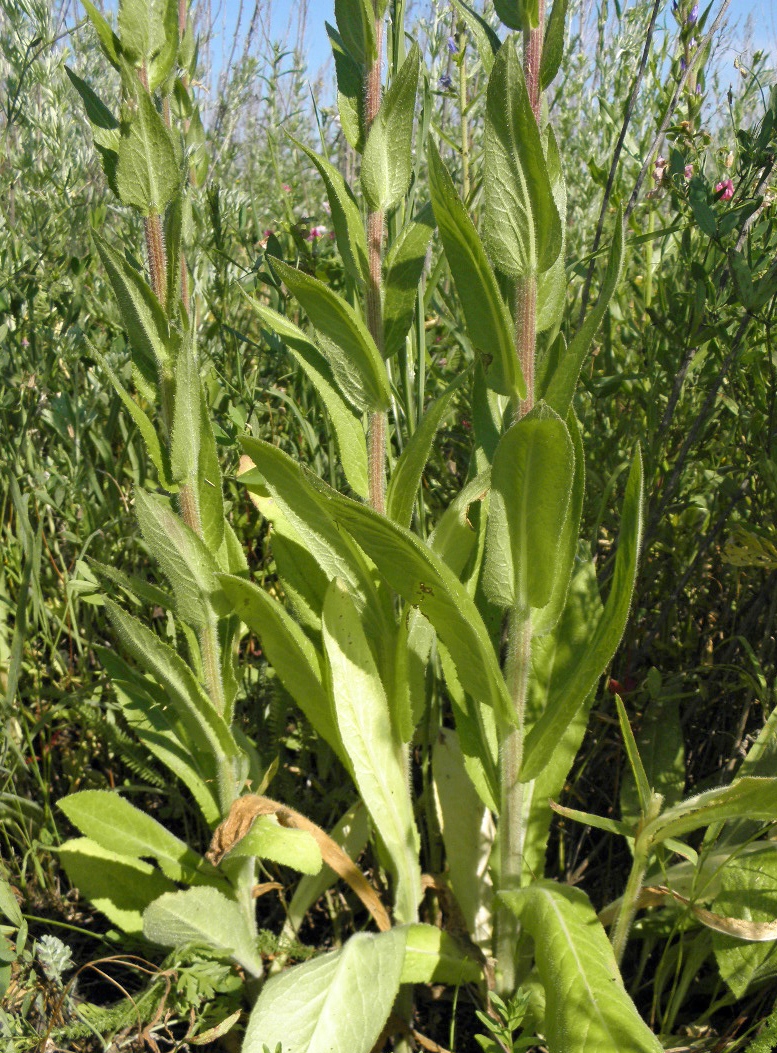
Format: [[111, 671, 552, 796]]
[[497, 3, 544, 997], [366, 5, 387, 515]]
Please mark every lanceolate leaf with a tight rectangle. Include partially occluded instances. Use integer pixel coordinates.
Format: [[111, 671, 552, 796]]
[[320, 487, 515, 728], [323, 581, 422, 923], [532, 409, 584, 637], [541, 210, 624, 417], [242, 928, 408, 1053], [239, 438, 380, 623], [493, 0, 539, 30], [541, 0, 570, 90], [88, 343, 173, 489], [483, 405, 575, 612], [383, 204, 436, 358], [58, 790, 214, 885], [104, 599, 240, 803], [642, 777, 777, 847], [170, 331, 201, 485], [82, 0, 121, 68], [93, 231, 170, 387], [334, 0, 377, 66], [65, 67, 119, 151], [58, 838, 176, 934], [536, 125, 568, 334], [452, 0, 500, 75], [143, 887, 264, 977], [521, 448, 643, 781], [501, 883, 664, 1053], [271, 260, 390, 413], [134, 489, 222, 629], [116, 84, 181, 216], [218, 574, 341, 757], [244, 299, 369, 496], [428, 139, 524, 399], [197, 390, 225, 553], [386, 370, 469, 529], [361, 44, 421, 212], [291, 137, 369, 282], [327, 22, 366, 153], [484, 39, 561, 277]]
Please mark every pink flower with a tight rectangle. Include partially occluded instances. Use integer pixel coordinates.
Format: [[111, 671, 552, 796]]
[[684, 164, 693, 179], [282, 184, 291, 192], [715, 179, 734, 201], [306, 225, 328, 241]]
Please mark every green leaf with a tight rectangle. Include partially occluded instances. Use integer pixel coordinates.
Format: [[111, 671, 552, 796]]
[[536, 125, 567, 334], [327, 22, 366, 153], [292, 137, 369, 282], [432, 728, 493, 946], [361, 44, 421, 212], [522, 558, 603, 881], [170, 331, 201, 486], [64, 67, 119, 150], [104, 599, 240, 804], [541, 211, 624, 416], [239, 438, 378, 620], [386, 370, 469, 529], [484, 39, 561, 277], [334, 0, 377, 66], [452, 0, 500, 75], [642, 777, 777, 847], [225, 816, 323, 875], [197, 386, 225, 553], [521, 448, 642, 781], [713, 848, 777, 998], [271, 260, 390, 413], [58, 838, 176, 933], [116, 83, 181, 215], [531, 410, 584, 637], [383, 204, 436, 358], [320, 488, 515, 728], [246, 299, 368, 497], [143, 887, 264, 977], [688, 176, 717, 238], [620, 694, 685, 827], [493, 0, 539, 30], [401, 923, 483, 984], [88, 343, 173, 489], [82, 0, 122, 67], [483, 405, 575, 612], [147, 0, 178, 92], [93, 231, 170, 387], [541, 0, 570, 90], [501, 883, 664, 1053], [134, 489, 222, 629], [58, 790, 213, 884], [218, 574, 341, 757], [104, 662, 220, 825], [428, 139, 524, 398], [323, 581, 422, 923], [242, 928, 408, 1053], [615, 693, 653, 822]]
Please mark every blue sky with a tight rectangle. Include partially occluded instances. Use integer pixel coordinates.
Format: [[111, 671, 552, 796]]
[[248, 0, 775, 73]]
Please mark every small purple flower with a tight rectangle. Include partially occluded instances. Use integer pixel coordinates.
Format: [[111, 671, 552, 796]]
[[684, 164, 694, 179], [439, 73, 453, 91], [306, 225, 328, 241], [715, 179, 734, 201], [688, 3, 698, 26], [680, 57, 687, 73], [447, 36, 457, 54]]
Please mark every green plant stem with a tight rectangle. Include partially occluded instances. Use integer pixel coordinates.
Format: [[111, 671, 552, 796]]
[[458, 27, 469, 202], [366, 5, 387, 515], [610, 819, 654, 967], [497, 7, 544, 998]]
